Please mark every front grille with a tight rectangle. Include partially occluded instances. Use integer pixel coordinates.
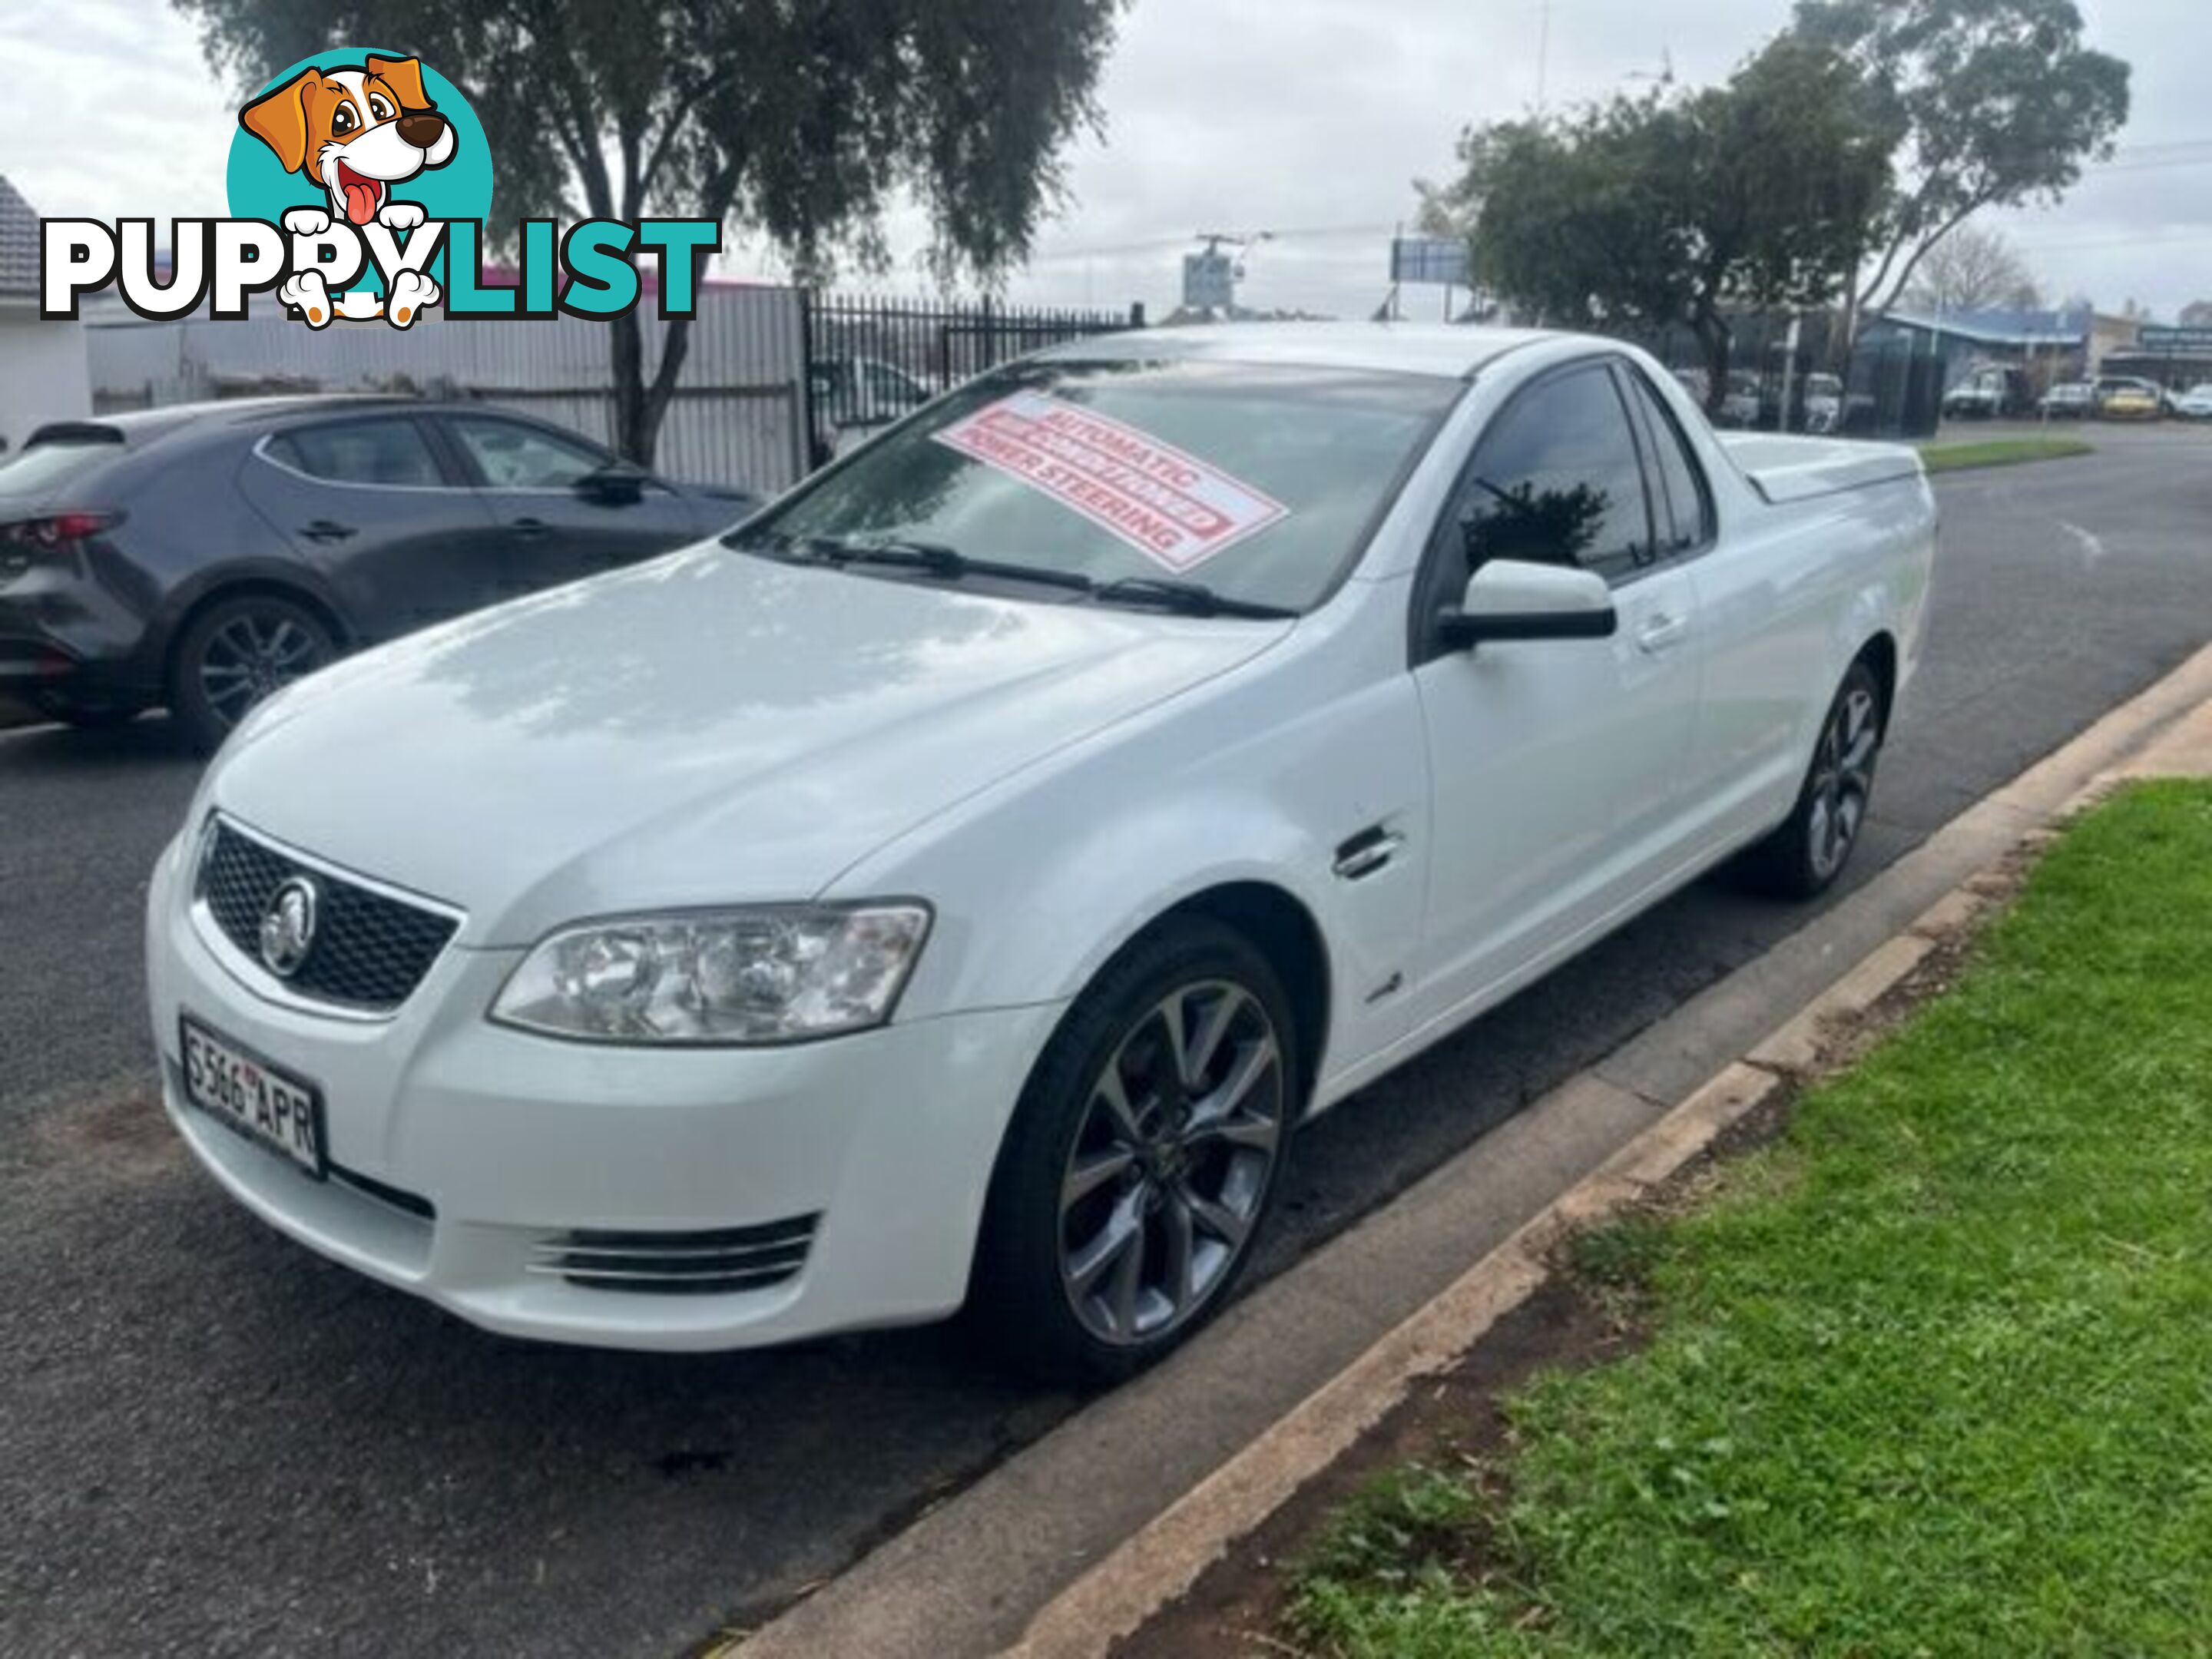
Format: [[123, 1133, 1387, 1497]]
[[197, 819, 460, 1012], [528, 1215, 820, 1296]]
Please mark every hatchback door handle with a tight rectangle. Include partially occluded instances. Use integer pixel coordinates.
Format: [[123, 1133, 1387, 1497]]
[[1634, 613, 1690, 654], [511, 517, 551, 538], [299, 519, 356, 542]]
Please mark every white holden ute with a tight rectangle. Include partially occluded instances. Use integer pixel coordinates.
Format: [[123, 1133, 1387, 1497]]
[[147, 325, 1936, 1382]]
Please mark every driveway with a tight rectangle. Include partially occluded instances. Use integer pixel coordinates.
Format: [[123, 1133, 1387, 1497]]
[[5, 430, 2210, 1657]]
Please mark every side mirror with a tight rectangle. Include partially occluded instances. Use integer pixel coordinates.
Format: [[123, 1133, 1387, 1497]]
[[1435, 558, 1618, 651], [576, 459, 650, 505]]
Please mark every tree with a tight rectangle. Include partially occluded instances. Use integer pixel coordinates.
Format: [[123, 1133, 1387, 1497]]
[[1901, 222, 2039, 313], [1421, 35, 1891, 411], [1793, 0, 2128, 341], [176, 0, 1127, 465]]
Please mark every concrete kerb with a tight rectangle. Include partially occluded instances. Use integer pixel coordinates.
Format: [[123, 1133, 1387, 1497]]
[[728, 641, 2212, 1659]]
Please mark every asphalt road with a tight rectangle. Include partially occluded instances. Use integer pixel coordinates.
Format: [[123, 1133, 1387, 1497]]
[[5, 426, 2210, 1658]]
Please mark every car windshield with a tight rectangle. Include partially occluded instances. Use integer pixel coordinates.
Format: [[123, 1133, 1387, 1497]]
[[730, 359, 1464, 613]]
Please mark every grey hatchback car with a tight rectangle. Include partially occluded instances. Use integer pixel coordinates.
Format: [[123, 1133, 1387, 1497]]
[[0, 396, 757, 748]]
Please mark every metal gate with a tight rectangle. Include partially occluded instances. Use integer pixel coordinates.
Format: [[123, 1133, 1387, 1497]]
[[800, 292, 1143, 468]]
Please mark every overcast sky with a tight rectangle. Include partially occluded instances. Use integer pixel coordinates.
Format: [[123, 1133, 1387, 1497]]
[[5, 0, 2207, 321]]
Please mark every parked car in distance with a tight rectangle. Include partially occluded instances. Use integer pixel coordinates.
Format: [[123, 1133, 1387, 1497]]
[[2039, 381, 2098, 419], [2174, 382, 2212, 420], [2096, 379, 2164, 422], [147, 324, 1935, 1382], [0, 397, 758, 748], [808, 355, 938, 465], [1941, 365, 2030, 421], [1717, 370, 1763, 429], [1803, 373, 1844, 434]]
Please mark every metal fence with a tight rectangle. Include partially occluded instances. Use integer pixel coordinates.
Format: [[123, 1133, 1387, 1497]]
[[86, 285, 1147, 493], [800, 292, 1143, 467], [1643, 312, 1942, 439], [89, 283, 812, 492]]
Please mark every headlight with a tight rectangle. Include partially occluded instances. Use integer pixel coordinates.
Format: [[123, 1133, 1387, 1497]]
[[490, 902, 932, 1045]]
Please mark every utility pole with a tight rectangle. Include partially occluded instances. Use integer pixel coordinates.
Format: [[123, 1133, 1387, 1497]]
[[1536, 0, 1552, 114]]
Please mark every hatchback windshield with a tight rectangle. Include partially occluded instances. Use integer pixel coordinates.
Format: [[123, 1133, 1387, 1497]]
[[730, 359, 1464, 613]]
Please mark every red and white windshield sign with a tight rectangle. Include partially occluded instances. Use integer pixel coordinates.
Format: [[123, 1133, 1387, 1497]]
[[932, 390, 1288, 572]]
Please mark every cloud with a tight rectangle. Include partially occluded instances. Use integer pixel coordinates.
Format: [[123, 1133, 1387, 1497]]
[[2, 0, 2200, 321]]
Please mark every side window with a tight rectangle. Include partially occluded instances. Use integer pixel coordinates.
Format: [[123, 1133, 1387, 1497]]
[[1623, 369, 1715, 554], [1449, 366, 1654, 585], [448, 417, 608, 489], [266, 418, 443, 487]]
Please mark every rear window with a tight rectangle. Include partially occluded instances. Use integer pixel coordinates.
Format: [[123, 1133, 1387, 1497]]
[[0, 441, 124, 498]]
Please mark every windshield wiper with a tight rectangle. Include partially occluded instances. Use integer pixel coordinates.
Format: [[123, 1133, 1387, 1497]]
[[782, 535, 1098, 595], [1089, 576, 1299, 621], [733, 531, 1296, 618]]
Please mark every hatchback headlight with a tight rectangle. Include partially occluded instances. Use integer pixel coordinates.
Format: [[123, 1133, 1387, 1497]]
[[490, 903, 932, 1045]]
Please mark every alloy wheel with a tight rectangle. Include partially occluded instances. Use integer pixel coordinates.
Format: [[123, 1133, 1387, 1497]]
[[1058, 979, 1285, 1346], [1807, 684, 1879, 881], [197, 609, 329, 728]]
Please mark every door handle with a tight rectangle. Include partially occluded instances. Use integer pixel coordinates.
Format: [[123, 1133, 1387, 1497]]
[[1634, 612, 1690, 655], [298, 519, 356, 542], [510, 517, 551, 538], [1333, 826, 1405, 882]]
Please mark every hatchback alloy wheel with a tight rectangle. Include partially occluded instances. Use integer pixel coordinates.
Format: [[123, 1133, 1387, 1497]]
[[169, 593, 339, 752]]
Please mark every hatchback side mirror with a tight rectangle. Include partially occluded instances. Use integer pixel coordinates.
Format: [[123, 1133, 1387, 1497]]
[[1435, 558, 1618, 651], [576, 459, 650, 505]]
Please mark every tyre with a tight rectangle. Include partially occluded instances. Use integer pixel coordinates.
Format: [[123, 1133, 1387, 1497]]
[[971, 918, 1303, 1385], [167, 594, 338, 753], [25, 688, 147, 730], [1738, 658, 1885, 899]]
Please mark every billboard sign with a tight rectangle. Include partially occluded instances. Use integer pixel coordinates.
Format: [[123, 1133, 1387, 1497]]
[[1390, 236, 1469, 286], [2137, 326, 2212, 355]]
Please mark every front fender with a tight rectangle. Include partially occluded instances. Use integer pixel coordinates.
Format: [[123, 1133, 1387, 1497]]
[[892, 786, 1340, 1023]]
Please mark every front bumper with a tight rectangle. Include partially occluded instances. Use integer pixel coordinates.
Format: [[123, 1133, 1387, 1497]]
[[145, 833, 1066, 1350]]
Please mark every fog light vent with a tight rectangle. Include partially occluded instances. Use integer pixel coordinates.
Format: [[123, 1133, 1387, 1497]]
[[528, 1214, 820, 1295]]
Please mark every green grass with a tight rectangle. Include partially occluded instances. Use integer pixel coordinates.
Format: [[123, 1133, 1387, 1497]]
[[1918, 435, 2095, 473], [1290, 781, 2212, 1657]]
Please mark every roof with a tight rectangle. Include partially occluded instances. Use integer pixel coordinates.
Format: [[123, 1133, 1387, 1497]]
[[0, 175, 38, 297], [1031, 321, 1557, 379], [24, 395, 425, 452], [1877, 304, 2093, 348]]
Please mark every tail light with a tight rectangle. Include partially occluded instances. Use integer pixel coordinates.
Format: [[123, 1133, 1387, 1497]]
[[0, 511, 121, 579], [1, 511, 121, 547]]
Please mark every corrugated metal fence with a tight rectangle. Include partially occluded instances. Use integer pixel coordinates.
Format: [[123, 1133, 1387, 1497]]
[[86, 286, 1149, 495], [88, 285, 810, 492]]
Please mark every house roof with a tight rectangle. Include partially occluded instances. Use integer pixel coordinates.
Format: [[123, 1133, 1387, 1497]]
[[1878, 304, 2094, 348], [0, 175, 39, 297]]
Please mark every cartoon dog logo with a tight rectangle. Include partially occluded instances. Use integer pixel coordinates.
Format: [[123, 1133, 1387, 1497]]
[[240, 55, 450, 328]]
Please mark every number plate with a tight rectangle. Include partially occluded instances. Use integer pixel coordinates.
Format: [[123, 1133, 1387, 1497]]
[[180, 1016, 326, 1178]]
